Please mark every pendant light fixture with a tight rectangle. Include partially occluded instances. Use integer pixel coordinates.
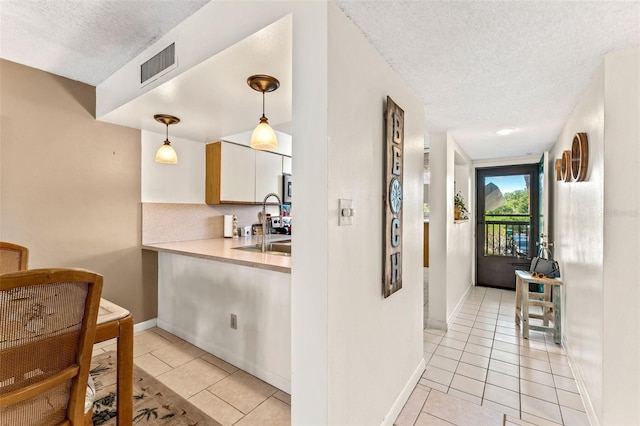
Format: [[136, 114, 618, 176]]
[[247, 74, 280, 150], [154, 114, 180, 164]]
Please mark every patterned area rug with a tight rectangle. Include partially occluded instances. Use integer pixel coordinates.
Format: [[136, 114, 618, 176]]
[[90, 351, 221, 425]]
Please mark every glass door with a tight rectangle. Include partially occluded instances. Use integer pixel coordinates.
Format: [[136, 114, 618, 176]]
[[476, 164, 539, 289]]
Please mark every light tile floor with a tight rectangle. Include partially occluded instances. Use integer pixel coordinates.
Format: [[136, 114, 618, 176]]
[[395, 286, 590, 426], [93, 327, 291, 426], [93, 285, 588, 426]]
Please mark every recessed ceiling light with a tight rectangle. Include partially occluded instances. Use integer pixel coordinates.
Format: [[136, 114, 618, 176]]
[[496, 128, 516, 136]]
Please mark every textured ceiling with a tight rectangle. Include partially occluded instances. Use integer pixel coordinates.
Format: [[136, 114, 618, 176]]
[[336, 0, 640, 159], [1, 1, 639, 159], [0, 0, 209, 86]]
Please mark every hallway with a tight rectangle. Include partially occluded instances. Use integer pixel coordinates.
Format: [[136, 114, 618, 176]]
[[396, 286, 588, 425]]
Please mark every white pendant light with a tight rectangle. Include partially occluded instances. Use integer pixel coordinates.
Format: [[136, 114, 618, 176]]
[[154, 114, 180, 164], [247, 75, 279, 150], [250, 117, 278, 150], [155, 143, 178, 164]]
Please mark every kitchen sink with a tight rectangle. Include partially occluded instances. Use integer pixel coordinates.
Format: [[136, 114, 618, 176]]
[[233, 239, 291, 256]]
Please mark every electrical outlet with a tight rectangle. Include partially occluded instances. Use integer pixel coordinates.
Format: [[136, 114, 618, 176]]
[[230, 314, 237, 329]]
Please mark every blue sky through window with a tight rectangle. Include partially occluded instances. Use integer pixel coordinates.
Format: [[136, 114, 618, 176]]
[[486, 175, 527, 195]]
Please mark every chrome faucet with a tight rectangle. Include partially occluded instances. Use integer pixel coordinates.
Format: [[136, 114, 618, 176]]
[[261, 192, 283, 252]]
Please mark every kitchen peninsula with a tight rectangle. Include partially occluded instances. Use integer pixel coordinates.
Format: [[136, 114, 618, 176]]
[[140, 127, 294, 393], [143, 236, 291, 273], [143, 235, 292, 393]]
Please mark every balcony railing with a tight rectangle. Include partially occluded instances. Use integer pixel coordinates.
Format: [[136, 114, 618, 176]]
[[484, 214, 530, 257]]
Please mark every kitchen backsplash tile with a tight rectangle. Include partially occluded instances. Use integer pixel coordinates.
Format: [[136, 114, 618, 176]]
[[142, 203, 261, 244]]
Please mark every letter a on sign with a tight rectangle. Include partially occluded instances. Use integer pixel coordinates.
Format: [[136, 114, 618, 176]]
[[384, 96, 404, 298]]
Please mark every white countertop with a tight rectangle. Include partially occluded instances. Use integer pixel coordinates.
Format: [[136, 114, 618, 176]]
[[142, 236, 291, 274]]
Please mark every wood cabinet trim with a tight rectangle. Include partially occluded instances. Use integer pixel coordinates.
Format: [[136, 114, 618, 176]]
[[205, 142, 222, 204]]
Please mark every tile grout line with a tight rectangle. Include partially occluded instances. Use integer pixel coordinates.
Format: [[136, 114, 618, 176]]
[[409, 387, 431, 426]]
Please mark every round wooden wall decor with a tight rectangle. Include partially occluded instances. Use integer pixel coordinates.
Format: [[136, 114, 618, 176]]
[[570, 132, 588, 181], [555, 158, 562, 181], [561, 150, 572, 182]]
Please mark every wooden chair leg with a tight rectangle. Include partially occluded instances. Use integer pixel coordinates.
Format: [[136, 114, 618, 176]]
[[117, 315, 134, 426]]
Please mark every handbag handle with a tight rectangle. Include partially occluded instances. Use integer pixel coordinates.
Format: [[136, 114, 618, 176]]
[[535, 233, 554, 260]]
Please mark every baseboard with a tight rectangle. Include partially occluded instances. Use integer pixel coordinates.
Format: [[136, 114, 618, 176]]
[[426, 283, 473, 331], [446, 282, 473, 329], [562, 336, 600, 426], [134, 317, 157, 333], [381, 357, 426, 426], [156, 319, 291, 394], [426, 318, 447, 330]]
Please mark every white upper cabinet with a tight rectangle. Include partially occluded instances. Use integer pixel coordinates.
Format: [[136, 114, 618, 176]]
[[206, 141, 289, 204], [255, 150, 282, 202], [206, 141, 255, 204]]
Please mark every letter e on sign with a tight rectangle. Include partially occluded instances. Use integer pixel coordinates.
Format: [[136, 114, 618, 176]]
[[392, 145, 402, 176]]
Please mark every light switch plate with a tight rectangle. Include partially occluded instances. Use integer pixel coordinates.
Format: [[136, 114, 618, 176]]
[[339, 199, 354, 226]]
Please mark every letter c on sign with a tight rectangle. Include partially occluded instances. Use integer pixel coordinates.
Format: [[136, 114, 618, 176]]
[[391, 218, 400, 248]]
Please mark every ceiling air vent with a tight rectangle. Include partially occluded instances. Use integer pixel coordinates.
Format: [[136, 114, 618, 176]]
[[140, 43, 176, 86]]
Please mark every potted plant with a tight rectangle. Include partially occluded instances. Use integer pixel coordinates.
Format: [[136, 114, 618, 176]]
[[454, 191, 469, 220]]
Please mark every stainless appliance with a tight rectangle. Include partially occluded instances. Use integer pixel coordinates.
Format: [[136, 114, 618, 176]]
[[283, 173, 292, 204]]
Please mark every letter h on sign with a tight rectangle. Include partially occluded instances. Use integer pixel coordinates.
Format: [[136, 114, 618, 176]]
[[390, 252, 401, 284]]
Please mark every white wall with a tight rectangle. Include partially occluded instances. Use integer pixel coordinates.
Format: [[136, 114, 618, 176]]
[[428, 134, 473, 329], [428, 134, 447, 326], [290, 3, 330, 423], [601, 48, 640, 426], [447, 146, 473, 317], [141, 130, 205, 203], [550, 59, 605, 421], [550, 47, 639, 426], [323, 4, 425, 424]]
